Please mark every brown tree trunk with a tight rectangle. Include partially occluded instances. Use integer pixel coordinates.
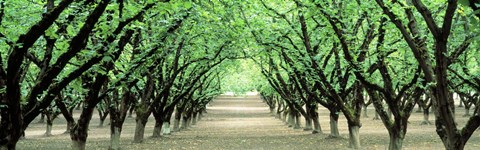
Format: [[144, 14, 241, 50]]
[[181, 115, 189, 130], [132, 109, 149, 143], [294, 111, 301, 129], [191, 112, 198, 125], [152, 118, 164, 138], [64, 121, 74, 134], [70, 106, 96, 150], [132, 119, 147, 143], [311, 110, 322, 134]]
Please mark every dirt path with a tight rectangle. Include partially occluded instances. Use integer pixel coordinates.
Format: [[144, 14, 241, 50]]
[[164, 95, 321, 149], [17, 95, 480, 149]]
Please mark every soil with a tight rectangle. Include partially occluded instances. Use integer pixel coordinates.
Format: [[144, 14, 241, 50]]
[[17, 95, 480, 150]]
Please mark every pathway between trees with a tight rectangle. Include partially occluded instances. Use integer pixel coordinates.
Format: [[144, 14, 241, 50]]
[[158, 95, 324, 149]]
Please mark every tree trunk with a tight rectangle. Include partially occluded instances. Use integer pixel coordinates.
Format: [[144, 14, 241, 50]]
[[348, 125, 361, 149], [287, 111, 294, 127], [44, 113, 54, 136], [463, 106, 470, 117], [99, 119, 105, 127], [133, 108, 149, 143], [329, 113, 340, 137], [173, 116, 181, 131], [312, 113, 322, 134], [72, 140, 86, 150], [162, 122, 171, 135], [45, 122, 53, 136], [152, 119, 163, 138], [304, 116, 313, 131], [64, 121, 73, 134], [181, 116, 188, 129], [443, 138, 467, 150], [282, 110, 288, 123], [197, 111, 203, 121], [294, 112, 301, 129], [388, 131, 404, 150], [362, 105, 369, 118], [109, 127, 121, 150], [37, 113, 45, 123], [70, 105, 96, 150], [128, 105, 135, 118], [191, 112, 198, 125], [269, 106, 275, 114], [132, 119, 147, 143], [421, 108, 431, 125]]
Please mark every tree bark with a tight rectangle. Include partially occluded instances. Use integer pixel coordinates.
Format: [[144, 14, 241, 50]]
[[71, 140, 86, 150], [348, 125, 361, 149], [294, 112, 301, 129], [282, 110, 288, 123], [388, 130, 404, 150], [99, 119, 105, 127], [70, 106, 95, 150], [181, 116, 189, 129], [362, 105, 369, 118], [152, 118, 163, 138], [162, 122, 171, 135], [37, 113, 45, 123], [421, 108, 431, 125], [269, 106, 275, 114], [44, 112, 54, 136], [109, 127, 121, 150], [311, 112, 322, 134], [132, 119, 147, 143], [191, 112, 198, 125], [329, 112, 340, 137], [173, 116, 181, 132], [45, 122, 53, 136], [463, 106, 470, 117], [287, 111, 294, 127], [304, 116, 313, 131], [132, 109, 149, 143]]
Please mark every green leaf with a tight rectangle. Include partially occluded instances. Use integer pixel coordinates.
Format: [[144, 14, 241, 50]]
[[103, 55, 113, 62], [459, 0, 470, 6], [184, 2, 193, 9]]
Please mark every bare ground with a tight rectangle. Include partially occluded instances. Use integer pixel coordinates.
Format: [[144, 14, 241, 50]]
[[17, 96, 480, 150]]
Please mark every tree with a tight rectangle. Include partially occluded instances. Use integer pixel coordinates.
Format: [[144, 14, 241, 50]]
[[375, 0, 480, 149]]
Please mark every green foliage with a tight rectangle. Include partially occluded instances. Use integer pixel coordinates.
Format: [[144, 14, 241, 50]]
[[220, 59, 264, 95]]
